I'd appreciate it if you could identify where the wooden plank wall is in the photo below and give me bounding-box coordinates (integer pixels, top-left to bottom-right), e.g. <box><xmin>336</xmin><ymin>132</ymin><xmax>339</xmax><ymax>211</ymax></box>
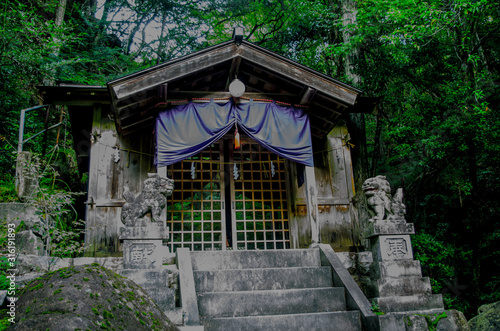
<box><xmin>85</xmin><ymin>106</ymin><xmax>155</xmax><ymax>256</ymax></box>
<box><xmin>290</xmin><ymin>125</ymin><xmax>360</xmax><ymax>251</ymax></box>
<box><xmin>85</xmin><ymin>110</ymin><xmax>359</xmax><ymax>254</ymax></box>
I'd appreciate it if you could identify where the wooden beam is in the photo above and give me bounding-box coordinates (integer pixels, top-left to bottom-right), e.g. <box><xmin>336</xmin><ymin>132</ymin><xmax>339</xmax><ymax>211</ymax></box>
<box><xmin>117</xmin><ymin>96</ymin><xmax>157</xmax><ymax>116</ymax></box>
<box><xmin>166</xmin><ymin>91</ymin><xmax>301</xmax><ymax>103</ymax></box>
<box><xmin>225</xmin><ymin>56</ymin><xmax>242</xmax><ymax>90</ymax></box>
<box><xmin>312</xmin><ymin>102</ymin><xmax>343</xmax><ymax>116</ymax></box>
<box><xmin>299</xmin><ymin>87</ymin><xmax>317</xmax><ymax>105</ymax></box>
<box><xmin>109</xmin><ymin>44</ymin><xmax>238</xmax><ymax>101</ymax></box>
<box><xmin>180</xmin><ymin>68</ymin><xmax>229</xmax><ymax>89</ymax></box>
<box><xmin>309</xmin><ymin>112</ymin><xmax>335</xmax><ymax>126</ymax></box>
<box><xmin>311</xmin><ymin>131</ymin><xmax>324</xmax><ymax>139</ymax></box>
<box><xmin>240</xmin><ymin>62</ymin><xmax>304</xmax><ymax>91</ymax></box>
<box><xmin>158</xmin><ymin>83</ymin><xmax>168</xmax><ymax>100</ymax></box>
<box><xmin>121</xmin><ymin>120</ymin><xmax>155</xmax><ymax>136</ymax></box>
<box><xmin>121</xmin><ymin>116</ymin><xmax>154</xmax><ymax>131</ymax></box>
<box><xmin>239</xmin><ymin>68</ymin><xmax>292</xmax><ymax>94</ymax></box>
<box><xmin>238</xmin><ymin>45</ymin><xmax>359</xmax><ymax>105</ymax></box>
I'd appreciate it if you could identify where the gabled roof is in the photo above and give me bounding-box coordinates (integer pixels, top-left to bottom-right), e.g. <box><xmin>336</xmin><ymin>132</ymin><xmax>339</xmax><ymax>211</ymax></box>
<box><xmin>107</xmin><ymin>40</ymin><xmax>365</xmax><ymax>138</ymax></box>
<box><xmin>39</xmin><ymin>39</ymin><xmax>377</xmax><ymax>139</ymax></box>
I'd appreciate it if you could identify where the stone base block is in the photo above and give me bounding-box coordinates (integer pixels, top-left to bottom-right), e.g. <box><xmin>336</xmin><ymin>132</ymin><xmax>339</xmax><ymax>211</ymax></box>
<box><xmin>374</xmin><ymin>294</ymin><xmax>444</xmax><ymax>313</ymax></box>
<box><xmin>119</xmin><ymin>223</ymin><xmax>170</xmax><ymax>240</ymax></box>
<box><xmin>15</xmin><ymin>230</ymin><xmax>44</xmax><ymax>256</ymax></box>
<box><xmin>122</xmin><ymin>239</ymin><xmax>170</xmax><ymax>269</ymax></box>
<box><xmin>371</xmin><ymin>260</ymin><xmax>423</xmax><ymax>279</ymax></box>
<box><xmin>365</xmin><ymin>222</ymin><xmax>415</xmax><ymax>238</ymax></box>
<box><xmin>164</xmin><ymin>308</ymin><xmax>184</xmax><ymax>325</ymax></box>
<box><xmin>372</xmin><ymin>235</ymin><xmax>414</xmax><ymax>261</ymax></box>
<box><xmin>372</xmin><ymin>276</ymin><xmax>432</xmax><ymax>297</ymax></box>
<box><xmin>119</xmin><ymin>266</ymin><xmax>178</xmax><ymax>312</ymax></box>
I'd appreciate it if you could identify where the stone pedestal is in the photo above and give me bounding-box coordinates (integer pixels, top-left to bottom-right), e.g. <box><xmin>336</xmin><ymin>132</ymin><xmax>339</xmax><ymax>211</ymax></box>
<box><xmin>16</xmin><ymin>151</ymin><xmax>39</xmax><ymax>199</ymax></box>
<box><xmin>119</xmin><ymin>222</ymin><xmax>170</xmax><ymax>269</ymax></box>
<box><xmin>365</xmin><ymin>221</ymin><xmax>444</xmax><ymax>313</ymax></box>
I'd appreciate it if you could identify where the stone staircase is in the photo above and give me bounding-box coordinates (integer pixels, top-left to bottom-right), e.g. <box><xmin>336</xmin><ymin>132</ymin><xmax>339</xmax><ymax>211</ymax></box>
<box><xmin>190</xmin><ymin>249</ymin><xmax>362</xmax><ymax>331</ymax></box>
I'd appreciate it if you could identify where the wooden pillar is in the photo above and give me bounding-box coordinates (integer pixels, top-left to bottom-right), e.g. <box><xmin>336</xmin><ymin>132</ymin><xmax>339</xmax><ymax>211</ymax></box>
<box><xmin>84</xmin><ymin>105</ymin><xmax>101</xmax><ymax>255</ymax></box>
<box><xmin>304</xmin><ymin>166</ymin><xmax>320</xmax><ymax>244</ymax></box>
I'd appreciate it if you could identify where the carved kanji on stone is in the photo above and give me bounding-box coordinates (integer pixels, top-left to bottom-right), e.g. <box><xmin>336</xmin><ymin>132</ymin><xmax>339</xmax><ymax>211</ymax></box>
<box><xmin>385</xmin><ymin>238</ymin><xmax>409</xmax><ymax>259</ymax></box>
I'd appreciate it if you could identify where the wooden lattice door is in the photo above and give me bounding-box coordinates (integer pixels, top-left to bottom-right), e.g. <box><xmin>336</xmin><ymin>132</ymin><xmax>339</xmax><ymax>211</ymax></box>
<box><xmin>229</xmin><ymin>138</ymin><xmax>290</xmax><ymax>250</ymax></box>
<box><xmin>166</xmin><ymin>137</ymin><xmax>290</xmax><ymax>252</ymax></box>
<box><xmin>166</xmin><ymin>142</ymin><xmax>226</xmax><ymax>252</ymax></box>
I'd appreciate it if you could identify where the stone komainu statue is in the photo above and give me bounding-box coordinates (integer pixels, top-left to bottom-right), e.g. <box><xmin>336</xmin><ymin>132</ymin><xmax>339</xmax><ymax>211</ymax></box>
<box><xmin>121</xmin><ymin>173</ymin><xmax>174</xmax><ymax>226</ymax></box>
<box><xmin>362</xmin><ymin>175</ymin><xmax>406</xmax><ymax>223</ymax></box>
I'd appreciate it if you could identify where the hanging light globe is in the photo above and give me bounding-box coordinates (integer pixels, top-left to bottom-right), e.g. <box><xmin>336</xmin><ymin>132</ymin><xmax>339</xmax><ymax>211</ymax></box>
<box><xmin>229</xmin><ymin>79</ymin><xmax>245</xmax><ymax>97</ymax></box>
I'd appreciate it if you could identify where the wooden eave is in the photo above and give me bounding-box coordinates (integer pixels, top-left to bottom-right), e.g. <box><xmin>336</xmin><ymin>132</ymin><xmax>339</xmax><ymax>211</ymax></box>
<box><xmin>37</xmin><ymin>40</ymin><xmax>374</xmax><ymax>140</ymax></box>
<box><xmin>106</xmin><ymin>40</ymin><xmax>363</xmax><ymax>139</ymax></box>
<box><xmin>37</xmin><ymin>85</ymin><xmax>110</xmax><ymax>106</ymax></box>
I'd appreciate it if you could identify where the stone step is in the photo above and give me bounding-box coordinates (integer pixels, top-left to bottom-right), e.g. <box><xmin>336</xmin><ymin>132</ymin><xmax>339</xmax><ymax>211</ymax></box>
<box><xmin>375</xmin><ymin>276</ymin><xmax>432</xmax><ymax>297</ymax></box>
<box><xmin>197</xmin><ymin>287</ymin><xmax>346</xmax><ymax>318</ymax></box>
<box><xmin>374</xmin><ymin>293</ymin><xmax>444</xmax><ymax>313</ymax></box>
<box><xmin>191</xmin><ymin>249</ymin><xmax>320</xmax><ymax>270</ymax></box>
<box><xmin>194</xmin><ymin>266</ymin><xmax>333</xmax><ymax>292</ymax></box>
<box><xmin>202</xmin><ymin>311</ymin><xmax>362</xmax><ymax>331</ymax></box>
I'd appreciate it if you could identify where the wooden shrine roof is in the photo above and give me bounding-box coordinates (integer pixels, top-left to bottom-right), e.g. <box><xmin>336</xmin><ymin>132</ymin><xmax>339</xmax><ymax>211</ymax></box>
<box><xmin>39</xmin><ymin>39</ymin><xmax>378</xmax><ymax>139</ymax></box>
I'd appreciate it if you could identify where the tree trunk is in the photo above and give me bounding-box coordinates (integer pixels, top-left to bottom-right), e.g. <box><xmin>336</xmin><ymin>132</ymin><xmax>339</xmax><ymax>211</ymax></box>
<box><xmin>55</xmin><ymin>0</ymin><xmax>67</xmax><ymax>27</ymax></box>
<box><xmin>370</xmin><ymin>113</ymin><xmax>383</xmax><ymax>177</ymax></box>
<box><xmin>43</xmin><ymin>0</ymin><xmax>67</xmax><ymax>86</ymax></box>
<box><xmin>341</xmin><ymin>0</ymin><xmax>360</xmax><ymax>84</ymax></box>
<box><xmin>339</xmin><ymin>0</ymin><xmax>371</xmax><ymax>247</ymax></box>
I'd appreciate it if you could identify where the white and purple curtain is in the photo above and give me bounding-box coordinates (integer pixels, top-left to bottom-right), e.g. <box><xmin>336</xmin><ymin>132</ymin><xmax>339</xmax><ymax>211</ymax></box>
<box><xmin>155</xmin><ymin>99</ymin><xmax>313</xmax><ymax>167</ymax></box>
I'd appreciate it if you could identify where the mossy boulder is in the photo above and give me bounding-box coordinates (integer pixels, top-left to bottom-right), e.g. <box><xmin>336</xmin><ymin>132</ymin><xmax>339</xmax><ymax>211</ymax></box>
<box><xmin>8</xmin><ymin>264</ymin><xmax>179</xmax><ymax>330</ymax></box>
<box><xmin>467</xmin><ymin>301</ymin><xmax>500</xmax><ymax>331</ymax></box>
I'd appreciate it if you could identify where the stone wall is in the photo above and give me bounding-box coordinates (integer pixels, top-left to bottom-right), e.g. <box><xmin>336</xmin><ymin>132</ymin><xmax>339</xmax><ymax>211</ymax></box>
<box><xmin>0</xmin><ymin>203</ymin><xmax>44</xmax><ymax>255</ymax></box>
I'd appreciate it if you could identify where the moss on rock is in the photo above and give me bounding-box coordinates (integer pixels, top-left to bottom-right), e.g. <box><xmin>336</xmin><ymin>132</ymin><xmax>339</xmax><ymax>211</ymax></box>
<box><xmin>7</xmin><ymin>264</ymin><xmax>179</xmax><ymax>331</ymax></box>
<box><xmin>468</xmin><ymin>301</ymin><xmax>500</xmax><ymax>331</ymax></box>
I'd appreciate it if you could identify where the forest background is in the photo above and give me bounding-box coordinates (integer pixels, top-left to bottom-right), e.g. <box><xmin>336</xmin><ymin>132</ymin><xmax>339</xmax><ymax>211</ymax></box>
<box><xmin>0</xmin><ymin>0</ymin><xmax>499</xmax><ymax>319</ymax></box>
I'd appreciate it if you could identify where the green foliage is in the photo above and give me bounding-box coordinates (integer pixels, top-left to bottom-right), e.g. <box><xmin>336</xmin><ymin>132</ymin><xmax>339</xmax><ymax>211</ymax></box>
<box><xmin>0</xmin><ymin>174</ymin><xmax>19</xmax><ymax>203</ymax></box>
<box><xmin>420</xmin><ymin>312</ymin><xmax>448</xmax><ymax>331</ymax></box>
<box><xmin>0</xmin><ymin>309</ymin><xmax>10</xmax><ymax>330</ymax></box>
<box><xmin>0</xmin><ymin>256</ymin><xmax>11</xmax><ymax>291</ymax></box>
<box><xmin>370</xmin><ymin>301</ymin><xmax>385</xmax><ymax>315</ymax></box>
<box><xmin>412</xmin><ymin>233</ymin><xmax>472</xmax><ymax>313</ymax></box>
<box><xmin>11</xmin><ymin>151</ymin><xmax>87</xmax><ymax>257</ymax></box>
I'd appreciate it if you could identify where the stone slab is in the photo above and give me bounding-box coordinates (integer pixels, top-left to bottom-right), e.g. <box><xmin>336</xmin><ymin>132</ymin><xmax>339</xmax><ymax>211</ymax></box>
<box><xmin>191</xmin><ymin>249</ymin><xmax>320</xmax><ymax>270</ymax></box>
<box><xmin>176</xmin><ymin>248</ymin><xmax>201</xmax><ymax>326</ymax></box>
<box><xmin>202</xmin><ymin>311</ymin><xmax>362</xmax><ymax>331</ymax></box>
<box><xmin>119</xmin><ymin>223</ymin><xmax>170</xmax><ymax>240</ymax></box>
<box><xmin>194</xmin><ymin>266</ymin><xmax>333</xmax><ymax>292</ymax></box>
<box><xmin>122</xmin><ymin>239</ymin><xmax>170</xmax><ymax>269</ymax></box>
<box><xmin>371</xmin><ymin>261</ymin><xmax>423</xmax><ymax>279</ymax></box>
<box><xmin>375</xmin><ymin>294</ymin><xmax>444</xmax><ymax>313</ymax></box>
<box><xmin>372</xmin><ymin>235</ymin><xmax>414</xmax><ymax>261</ymax></box>
<box><xmin>364</xmin><ymin>222</ymin><xmax>415</xmax><ymax>238</ymax></box>
<box><xmin>198</xmin><ymin>288</ymin><xmax>346</xmax><ymax>318</ymax></box>
<box><xmin>375</xmin><ymin>276</ymin><xmax>433</xmax><ymax>297</ymax></box>
<box><xmin>118</xmin><ymin>266</ymin><xmax>178</xmax><ymax>311</ymax></box>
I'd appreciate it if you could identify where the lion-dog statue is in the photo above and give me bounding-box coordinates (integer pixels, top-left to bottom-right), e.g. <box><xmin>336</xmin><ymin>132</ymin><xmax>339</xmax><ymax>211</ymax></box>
<box><xmin>121</xmin><ymin>173</ymin><xmax>174</xmax><ymax>226</ymax></box>
<box><xmin>362</xmin><ymin>175</ymin><xmax>406</xmax><ymax>223</ymax></box>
